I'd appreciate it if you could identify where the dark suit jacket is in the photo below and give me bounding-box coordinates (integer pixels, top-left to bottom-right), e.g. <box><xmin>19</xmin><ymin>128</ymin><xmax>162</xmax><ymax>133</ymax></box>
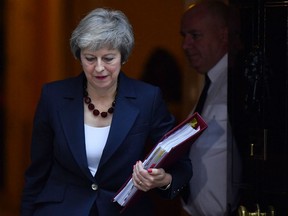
<box><xmin>21</xmin><ymin>72</ymin><xmax>192</xmax><ymax>216</ymax></box>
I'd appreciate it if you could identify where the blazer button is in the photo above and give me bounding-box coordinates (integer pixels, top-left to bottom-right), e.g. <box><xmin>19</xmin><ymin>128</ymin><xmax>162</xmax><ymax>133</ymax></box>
<box><xmin>91</xmin><ymin>183</ymin><xmax>98</xmax><ymax>191</ymax></box>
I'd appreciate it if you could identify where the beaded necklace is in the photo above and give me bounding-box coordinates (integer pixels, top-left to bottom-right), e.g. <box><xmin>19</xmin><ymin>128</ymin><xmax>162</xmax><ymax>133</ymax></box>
<box><xmin>83</xmin><ymin>83</ymin><xmax>116</xmax><ymax>118</ymax></box>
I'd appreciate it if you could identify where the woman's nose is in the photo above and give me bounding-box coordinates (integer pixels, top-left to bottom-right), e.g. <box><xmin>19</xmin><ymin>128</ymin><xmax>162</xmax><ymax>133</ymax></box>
<box><xmin>95</xmin><ymin>60</ymin><xmax>104</xmax><ymax>72</ymax></box>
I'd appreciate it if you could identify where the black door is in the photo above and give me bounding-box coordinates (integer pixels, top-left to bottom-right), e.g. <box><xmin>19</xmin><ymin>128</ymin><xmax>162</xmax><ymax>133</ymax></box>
<box><xmin>229</xmin><ymin>0</ymin><xmax>288</xmax><ymax>214</ymax></box>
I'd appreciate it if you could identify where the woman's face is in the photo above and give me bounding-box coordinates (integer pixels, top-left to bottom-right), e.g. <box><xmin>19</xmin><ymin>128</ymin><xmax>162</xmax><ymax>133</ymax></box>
<box><xmin>80</xmin><ymin>47</ymin><xmax>121</xmax><ymax>92</ymax></box>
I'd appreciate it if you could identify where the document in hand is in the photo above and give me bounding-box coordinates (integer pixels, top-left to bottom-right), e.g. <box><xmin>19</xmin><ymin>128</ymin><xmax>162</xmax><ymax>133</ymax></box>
<box><xmin>113</xmin><ymin>112</ymin><xmax>208</xmax><ymax>209</ymax></box>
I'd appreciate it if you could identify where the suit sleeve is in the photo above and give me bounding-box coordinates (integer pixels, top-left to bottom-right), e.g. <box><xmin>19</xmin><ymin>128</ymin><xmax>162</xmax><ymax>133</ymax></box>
<box><xmin>21</xmin><ymin>85</ymin><xmax>54</xmax><ymax>216</ymax></box>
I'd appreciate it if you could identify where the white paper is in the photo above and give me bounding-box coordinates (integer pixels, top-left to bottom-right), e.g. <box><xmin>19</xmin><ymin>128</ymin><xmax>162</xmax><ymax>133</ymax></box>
<box><xmin>113</xmin><ymin>122</ymin><xmax>200</xmax><ymax>207</ymax></box>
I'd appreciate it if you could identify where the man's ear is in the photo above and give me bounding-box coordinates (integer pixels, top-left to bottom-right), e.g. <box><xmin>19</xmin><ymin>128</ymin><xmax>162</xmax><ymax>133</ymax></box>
<box><xmin>221</xmin><ymin>27</ymin><xmax>228</xmax><ymax>44</ymax></box>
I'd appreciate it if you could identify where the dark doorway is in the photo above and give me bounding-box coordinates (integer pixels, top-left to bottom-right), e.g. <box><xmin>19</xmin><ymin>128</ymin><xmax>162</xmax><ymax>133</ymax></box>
<box><xmin>0</xmin><ymin>0</ymin><xmax>5</xmax><ymax>189</ymax></box>
<box><xmin>229</xmin><ymin>0</ymin><xmax>288</xmax><ymax>214</ymax></box>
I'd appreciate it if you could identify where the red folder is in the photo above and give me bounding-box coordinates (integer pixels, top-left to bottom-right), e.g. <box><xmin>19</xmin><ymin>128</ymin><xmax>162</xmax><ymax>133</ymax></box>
<box><xmin>113</xmin><ymin>112</ymin><xmax>208</xmax><ymax>211</ymax></box>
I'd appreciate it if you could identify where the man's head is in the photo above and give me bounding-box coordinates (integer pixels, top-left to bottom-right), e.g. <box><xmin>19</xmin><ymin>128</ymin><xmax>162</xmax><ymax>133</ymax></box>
<box><xmin>180</xmin><ymin>0</ymin><xmax>228</xmax><ymax>74</ymax></box>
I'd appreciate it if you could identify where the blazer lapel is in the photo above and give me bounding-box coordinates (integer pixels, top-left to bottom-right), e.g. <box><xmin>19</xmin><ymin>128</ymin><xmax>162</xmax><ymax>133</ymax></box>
<box><xmin>98</xmin><ymin>73</ymin><xmax>139</xmax><ymax>168</ymax></box>
<box><xmin>57</xmin><ymin>73</ymin><xmax>139</xmax><ymax>178</ymax></box>
<box><xmin>58</xmin><ymin>74</ymin><xmax>94</xmax><ymax>181</ymax></box>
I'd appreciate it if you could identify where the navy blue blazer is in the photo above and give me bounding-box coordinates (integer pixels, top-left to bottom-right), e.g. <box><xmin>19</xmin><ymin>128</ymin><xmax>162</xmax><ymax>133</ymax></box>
<box><xmin>21</xmin><ymin>72</ymin><xmax>192</xmax><ymax>216</ymax></box>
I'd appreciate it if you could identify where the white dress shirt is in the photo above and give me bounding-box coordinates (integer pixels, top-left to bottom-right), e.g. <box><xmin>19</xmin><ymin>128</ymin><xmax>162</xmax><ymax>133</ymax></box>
<box><xmin>85</xmin><ymin>125</ymin><xmax>110</xmax><ymax>176</ymax></box>
<box><xmin>183</xmin><ymin>54</ymin><xmax>240</xmax><ymax>215</ymax></box>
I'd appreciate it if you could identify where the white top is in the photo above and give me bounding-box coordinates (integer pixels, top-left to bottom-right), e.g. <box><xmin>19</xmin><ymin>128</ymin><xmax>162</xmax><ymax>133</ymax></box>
<box><xmin>183</xmin><ymin>54</ymin><xmax>241</xmax><ymax>215</ymax></box>
<box><xmin>84</xmin><ymin>124</ymin><xmax>110</xmax><ymax>176</ymax></box>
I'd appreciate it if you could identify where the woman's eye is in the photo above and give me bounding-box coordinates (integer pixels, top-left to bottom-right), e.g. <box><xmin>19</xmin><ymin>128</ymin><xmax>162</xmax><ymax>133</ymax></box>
<box><xmin>86</xmin><ymin>57</ymin><xmax>95</xmax><ymax>62</ymax></box>
<box><xmin>103</xmin><ymin>57</ymin><xmax>114</xmax><ymax>62</ymax></box>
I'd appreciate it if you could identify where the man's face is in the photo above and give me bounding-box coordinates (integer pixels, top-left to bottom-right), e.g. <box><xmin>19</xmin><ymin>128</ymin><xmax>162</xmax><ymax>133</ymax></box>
<box><xmin>180</xmin><ymin>7</ymin><xmax>228</xmax><ymax>74</ymax></box>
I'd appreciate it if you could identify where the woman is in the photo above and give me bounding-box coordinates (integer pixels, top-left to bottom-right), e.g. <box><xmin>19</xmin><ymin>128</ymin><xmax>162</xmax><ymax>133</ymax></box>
<box><xmin>21</xmin><ymin>8</ymin><xmax>192</xmax><ymax>216</ymax></box>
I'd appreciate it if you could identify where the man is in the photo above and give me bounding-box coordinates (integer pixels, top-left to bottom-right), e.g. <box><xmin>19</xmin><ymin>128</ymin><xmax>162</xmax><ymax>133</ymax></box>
<box><xmin>180</xmin><ymin>1</ymin><xmax>241</xmax><ymax>215</ymax></box>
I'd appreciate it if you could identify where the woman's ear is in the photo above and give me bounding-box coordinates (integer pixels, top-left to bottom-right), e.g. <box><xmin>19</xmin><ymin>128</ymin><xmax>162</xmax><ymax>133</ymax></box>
<box><xmin>76</xmin><ymin>49</ymin><xmax>81</xmax><ymax>60</ymax></box>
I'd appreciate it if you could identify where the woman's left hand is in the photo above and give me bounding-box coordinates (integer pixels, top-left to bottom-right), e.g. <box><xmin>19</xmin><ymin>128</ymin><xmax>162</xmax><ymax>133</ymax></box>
<box><xmin>132</xmin><ymin>161</ymin><xmax>172</xmax><ymax>192</ymax></box>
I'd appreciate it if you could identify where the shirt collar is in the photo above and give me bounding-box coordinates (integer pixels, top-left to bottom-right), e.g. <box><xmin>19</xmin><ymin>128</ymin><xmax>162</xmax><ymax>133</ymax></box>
<box><xmin>207</xmin><ymin>53</ymin><xmax>228</xmax><ymax>83</ymax></box>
